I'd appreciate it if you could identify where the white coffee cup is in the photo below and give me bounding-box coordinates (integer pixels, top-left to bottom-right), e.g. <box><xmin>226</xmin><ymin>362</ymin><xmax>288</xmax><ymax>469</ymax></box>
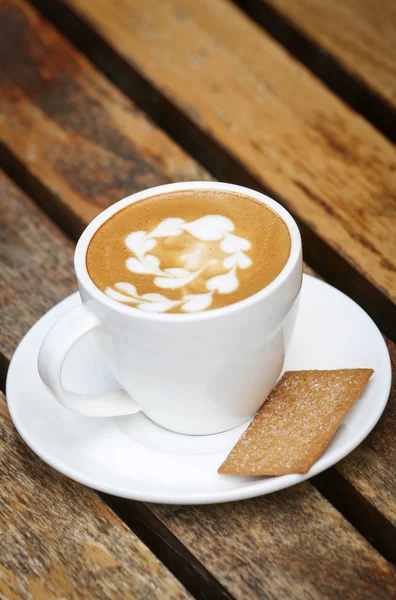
<box><xmin>38</xmin><ymin>182</ymin><xmax>302</xmax><ymax>435</ymax></box>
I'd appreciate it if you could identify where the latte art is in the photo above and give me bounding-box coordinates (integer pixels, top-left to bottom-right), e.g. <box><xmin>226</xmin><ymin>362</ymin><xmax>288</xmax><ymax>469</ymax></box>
<box><xmin>87</xmin><ymin>190</ymin><xmax>291</xmax><ymax>314</ymax></box>
<box><xmin>104</xmin><ymin>215</ymin><xmax>253</xmax><ymax>312</ymax></box>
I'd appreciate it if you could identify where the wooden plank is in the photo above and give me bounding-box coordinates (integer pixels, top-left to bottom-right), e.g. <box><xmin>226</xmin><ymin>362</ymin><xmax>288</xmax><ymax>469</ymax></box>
<box><xmin>0</xmin><ymin>0</ymin><xmax>394</xmax><ymax>543</ymax></box>
<box><xmin>263</xmin><ymin>0</ymin><xmax>396</xmax><ymax>111</ymax></box>
<box><xmin>1</xmin><ymin>172</ymin><xmax>395</xmax><ymax>600</ymax></box>
<box><xmin>0</xmin><ymin>0</ymin><xmax>209</xmax><ymax>239</ymax></box>
<box><xmin>41</xmin><ymin>0</ymin><xmax>396</xmax><ymax>333</ymax></box>
<box><xmin>0</xmin><ymin>171</ymin><xmax>192</xmax><ymax>600</ymax></box>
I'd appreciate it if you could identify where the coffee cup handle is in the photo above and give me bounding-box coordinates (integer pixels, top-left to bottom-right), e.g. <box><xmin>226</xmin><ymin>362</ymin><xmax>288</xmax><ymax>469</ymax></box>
<box><xmin>38</xmin><ymin>304</ymin><xmax>141</xmax><ymax>417</ymax></box>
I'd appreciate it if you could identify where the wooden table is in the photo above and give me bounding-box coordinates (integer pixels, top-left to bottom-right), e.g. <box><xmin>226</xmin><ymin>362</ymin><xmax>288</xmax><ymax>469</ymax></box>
<box><xmin>1</xmin><ymin>1</ymin><xmax>395</xmax><ymax>598</ymax></box>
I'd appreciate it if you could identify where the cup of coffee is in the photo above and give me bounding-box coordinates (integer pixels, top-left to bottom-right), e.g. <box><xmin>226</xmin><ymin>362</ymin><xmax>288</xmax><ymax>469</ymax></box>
<box><xmin>38</xmin><ymin>182</ymin><xmax>302</xmax><ymax>435</ymax></box>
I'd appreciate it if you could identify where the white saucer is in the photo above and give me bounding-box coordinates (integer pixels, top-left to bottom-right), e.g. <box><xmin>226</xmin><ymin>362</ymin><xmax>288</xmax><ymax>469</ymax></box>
<box><xmin>6</xmin><ymin>275</ymin><xmax>391</xmax><ymax>504</ymax></box>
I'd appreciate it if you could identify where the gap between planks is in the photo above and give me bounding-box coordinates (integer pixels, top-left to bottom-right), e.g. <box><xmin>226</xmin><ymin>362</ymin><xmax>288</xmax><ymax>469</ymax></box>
<box><xmin>26</xmin><ymin>0</ymin><xmax>396</xmax><ymax>343</ymax></box>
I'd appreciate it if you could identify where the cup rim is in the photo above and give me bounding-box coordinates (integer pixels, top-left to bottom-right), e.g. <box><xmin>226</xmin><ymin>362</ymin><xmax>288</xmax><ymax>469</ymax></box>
<box><xmin>75</xmin><ymin>181</ymin><xmax>302</xmax><ymax>321</ymax></box>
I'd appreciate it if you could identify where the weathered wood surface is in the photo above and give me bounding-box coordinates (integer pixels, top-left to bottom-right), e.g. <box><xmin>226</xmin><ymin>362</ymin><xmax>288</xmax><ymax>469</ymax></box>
<box><xmin>264</xmin><ymin>0</ymin><xmax>396</xmax><ymax>110</ymax></box>
<box><xmin>1</xmin><ymin>170</ymin><xmax>395</xmax><ymax>600</ymax></box>
<box><xmin>0</xmin><ymin>0</ymin><xmax>394</xmax><ymax>533</ymax></box>
<box><xmin>54</xmin><ymin>0</ymin><xmax>396</xmax><ymax>309</ymax></box>
<box><xmin>0</xmin><ymin>0</ymin><xmax>209</xmax><ymax>238</ymax></box>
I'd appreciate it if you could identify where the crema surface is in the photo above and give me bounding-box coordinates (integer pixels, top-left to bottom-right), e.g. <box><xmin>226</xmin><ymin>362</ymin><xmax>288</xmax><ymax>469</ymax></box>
<box><xmin>87</xmin><ymin>190</ymin><xmax>290</xmax><ymax>314</ymax></box>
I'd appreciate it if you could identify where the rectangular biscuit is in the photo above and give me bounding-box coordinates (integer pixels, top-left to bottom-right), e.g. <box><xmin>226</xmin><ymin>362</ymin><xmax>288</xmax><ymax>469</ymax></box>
<box><xmin>218</xmin><ymin>369</ymin><xmax>373</xmax><ymax>476</ymax></box>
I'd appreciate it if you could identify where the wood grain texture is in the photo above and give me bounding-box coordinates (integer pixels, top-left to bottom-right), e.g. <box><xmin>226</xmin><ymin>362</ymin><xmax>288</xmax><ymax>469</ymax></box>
<box><xmin>1</xmin><ymin>176</ymin><xmax>395</xmax><ymax>596</ymax></box>
<box><xmin>0</xmin><ymin>0</ymin><xmax>209</xmax><ymax>238</ymax></box>
<box><xmin>0</xmin><ymin>0</ymin><xmax>394</xmax><ymax>537</ymax></box>
<box><xmin>0</xmin><ymin>394</ymin><xmax>190</xmax><ymax>600</ymax></box>
<box><xmin>58</xmin><ymin>0</ymin><xmax>396</xmax><ymax>306</ymax></box>
<box><xmin>265</xmin><ymin>0</ymin><xmax>396</xmax><ymax>110</ymax></box>
<box><xmin>149</xmin><ymin>484</ymin><xmax>396</xmax><ymax>600</ymax></box>
<box><xmin>1</xmin><ymin>2</ymin><xmax>396</xmax><ymax>593</ymax></box>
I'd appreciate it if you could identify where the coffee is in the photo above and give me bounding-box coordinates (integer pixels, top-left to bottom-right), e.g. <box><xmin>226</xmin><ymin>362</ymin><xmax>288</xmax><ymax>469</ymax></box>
<box><xmin>87</xmin><ymin>190</ymin><xmax>290</xmax><ymax>314</ymax></box>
